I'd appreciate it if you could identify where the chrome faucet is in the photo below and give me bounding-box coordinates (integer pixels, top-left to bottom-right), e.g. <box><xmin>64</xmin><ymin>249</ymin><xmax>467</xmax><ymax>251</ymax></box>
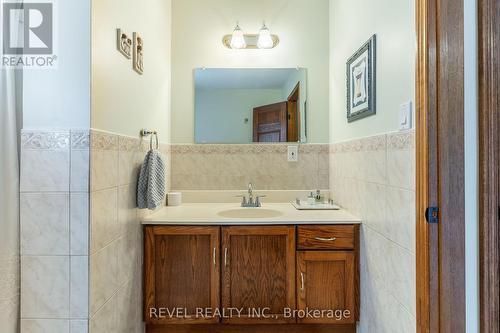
<box><xmin>238</xmin><ymin>183</ymin><xmax>265</xmax><ymax>207</ymax></box>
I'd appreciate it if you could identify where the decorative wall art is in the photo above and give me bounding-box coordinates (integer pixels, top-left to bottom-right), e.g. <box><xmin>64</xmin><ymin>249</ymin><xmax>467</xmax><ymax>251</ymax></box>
<box><xmin>117</xmin><ymin>28</ymin><xmax>132</xmax><ymax>59</ymax></box>
<box><xmin>346</xmin><ymin>35</ymin><xmax>376</xmax><ymax>122</ymax></box>
<box><xmin>133</xmin><ymin>32</ymin><xmax>144</xmax><ymax>75</ymax></box>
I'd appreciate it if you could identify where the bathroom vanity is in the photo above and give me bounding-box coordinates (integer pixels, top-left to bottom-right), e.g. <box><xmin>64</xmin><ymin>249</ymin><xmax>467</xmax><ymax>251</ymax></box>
<box><xmin>142</xmin><ymin>203</ymin><xmax>361</xmax><ymax>333</ymax></box>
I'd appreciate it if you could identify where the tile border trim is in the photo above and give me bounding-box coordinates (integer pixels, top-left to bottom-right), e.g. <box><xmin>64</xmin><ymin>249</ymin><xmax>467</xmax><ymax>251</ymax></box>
<box><xmin>21</xmin><ymin>130</ymin><xmax>70</xmax><ymax>150</ymax></box>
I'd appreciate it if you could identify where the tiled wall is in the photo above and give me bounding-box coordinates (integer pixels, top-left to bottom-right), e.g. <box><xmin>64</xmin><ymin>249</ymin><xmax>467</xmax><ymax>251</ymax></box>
<box><xmin>330</xmin><ymin>130</ymin><xmax>416</xmax><ymax>333</ymax></box>
<box><xmin>20</xmin><ymin>130</ymin><xmax>90</xmax><ymax>333</ymax></box>
<box><xmin>171</xmin><ymin>144</ymin><xmax>329</xmax><ymax>190</ymax></box>
<box><xmin>88</xmin><ymin>130</ymin><xmax>170</xmax><ymax>333</ymax></box>
<box><xmin>20</xmin><ymin>129</ymin><xmax>171</xmax><ymax>333</ymax></box>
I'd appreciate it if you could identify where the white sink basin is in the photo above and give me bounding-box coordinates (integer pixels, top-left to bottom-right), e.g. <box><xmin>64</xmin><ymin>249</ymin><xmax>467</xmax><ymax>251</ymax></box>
<box><xmin>217</xmin><ymin>208</ymin><xmax>284</xmax><ymax>219</ymax></box>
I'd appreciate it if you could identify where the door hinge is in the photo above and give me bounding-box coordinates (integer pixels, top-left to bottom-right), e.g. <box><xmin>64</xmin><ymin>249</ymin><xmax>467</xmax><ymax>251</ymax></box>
<box><xmin>425</xmin><ymin>207</ymin><xmax>439</xmax><ymax>224</ymax></box>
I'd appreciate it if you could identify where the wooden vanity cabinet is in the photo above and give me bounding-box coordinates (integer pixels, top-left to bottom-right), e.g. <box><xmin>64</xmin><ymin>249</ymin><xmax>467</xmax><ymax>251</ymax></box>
<box><xmin>297</xmin><ymin>252</ymin><xmax>356</xmax><ymax>324</ymax></box>
<box><xmin>144</xmin><ymin>224</ymin><xmax>359</xmax><ymax>332</ymax></box>
<box><xmin>144</xmin><ymin>226</ymin><xmax>220</xmax><ymax>324</ymax></box>
<box><xmin>296</xmin><ymin>225</ymin><xmax>360</xmax><ymax>324</ymax></box>
<box><xmin>221</xmin><ymin>226</ymin><xmax>296</xmax><ymax>324</ymax></box>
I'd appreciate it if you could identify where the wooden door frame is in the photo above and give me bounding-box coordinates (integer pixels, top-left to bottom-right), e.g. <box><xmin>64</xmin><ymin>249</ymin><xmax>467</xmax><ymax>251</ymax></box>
<box><xmin>478</xmin><ymin>0</ymin><xmax>500</xmax><ymax>330</ymax></box>
<box><xmin>416</xmin><ymin>0</ymin><xmax>466</xmax><ymax>332</ymax></box>
<box><xmin>287</xmin><ymin>82</ymin><xmax>300</xmax><ymax>142</ymax></box>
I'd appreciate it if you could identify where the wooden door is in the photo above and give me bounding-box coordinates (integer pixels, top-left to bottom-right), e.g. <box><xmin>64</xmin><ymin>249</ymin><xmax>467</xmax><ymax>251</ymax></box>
<box><xmin>416</xmin><ymin>0</ymin><xmax>466</xmax><ymax>331</ymax></box>
<box><xmin>221</xmin><ymin>226</ymin><xmax>296</xmax><ymax>324</ymax></box>
<box><xmin>144</xmin><ymin>226</ymin><xmax>220</xmax><ymax>324</ymax></box>
<box><xmin>297</xmin><ymin>252</ymin><xmax>355</xmax><ymax>324</ymax></box>
<box><xmin>479</xmin><ymin>0</ymin><xmax>500</xmax><ymax>330</ymax></box>
<box><xmin>253</xmin><ymin>102</ymin><xmax>288</xmax><ymax>142</ymax></box>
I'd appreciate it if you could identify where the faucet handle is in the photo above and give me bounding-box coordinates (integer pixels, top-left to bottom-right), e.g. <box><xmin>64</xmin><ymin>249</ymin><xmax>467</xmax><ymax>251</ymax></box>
<box><xmin>255</xmin><ymin>195</ymin><xmax>266</xmax><ymax>207</ymax></box>
<box><xmin>235</xmin><ymin>195</ymin><xmax>247</xmax><ymax>206</ymax></box>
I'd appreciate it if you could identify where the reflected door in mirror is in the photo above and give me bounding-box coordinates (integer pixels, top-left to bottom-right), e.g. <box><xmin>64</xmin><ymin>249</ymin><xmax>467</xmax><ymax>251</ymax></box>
<box><xmin>253</xmin><ymin>102</ymin><xmax>288</xmax><ymax>142</ymax></box>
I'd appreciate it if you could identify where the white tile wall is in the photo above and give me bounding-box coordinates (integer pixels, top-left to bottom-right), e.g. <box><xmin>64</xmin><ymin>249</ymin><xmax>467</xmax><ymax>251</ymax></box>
<box><xmin>20</xmin><ymin>130</ymin><xmax>90</xmax><ymax>333</ymax></box>
<box><xmin>21</xmin><ymin>256</ymin><xmax>70</xmax><ymax>318</ymax></box>
<box><xmin>330</xmin><ymin>130</ymin><xmax>416</xmax><ymax>333</ymax></box>
<box><xmin>88</xmin><ymin>130</ymin><xmax>168</xmax><ymax>333</ymax></box>
<box><xmin>21</xmin><ymin>319</ymin><xmax>70</xmax><ymax>333</ymax></box>
<box><xmin>20</xmin><ymin>193</ymin><xmax>70</xmax><ymax>256</ymax></box>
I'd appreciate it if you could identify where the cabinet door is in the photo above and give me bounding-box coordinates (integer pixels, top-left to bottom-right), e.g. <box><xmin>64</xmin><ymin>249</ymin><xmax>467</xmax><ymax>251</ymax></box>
<box><xmin>297</xmin><ymin>251</ymin><xmax>356</xmax><ymax>324</ymax></box>
<box><xmin>222</xmin><ymin>226</ymin><xmax>296</xmax><ymax>324</ymax></box>
<box><xmin>144</xmin><ymin>226</ymin><xmax>220</xmax><ymax>324</ymax></box>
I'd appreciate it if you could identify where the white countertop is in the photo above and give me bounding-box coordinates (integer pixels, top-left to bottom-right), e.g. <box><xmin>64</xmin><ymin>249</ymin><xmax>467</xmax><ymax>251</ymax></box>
<box><xmin>141</xmin><ymin>203</ymin><xmax>361</xmax><ymax>225</ymax></box>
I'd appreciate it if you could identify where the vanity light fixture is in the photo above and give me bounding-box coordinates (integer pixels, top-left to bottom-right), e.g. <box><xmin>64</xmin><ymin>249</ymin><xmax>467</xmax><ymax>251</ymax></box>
<box><xmin>257</xmin><ymin>22</ymin><xmax>274</xmax><ymax>49</ymax></box>
<box><xmin>230</xmin><ymin>23</ymin><xmax>247</xmax><ymax>49</ymax></box>
<box><xmin>223</xmin><ymin>22</ymin><xmax>280</xmax><ymax>50</ymax></box>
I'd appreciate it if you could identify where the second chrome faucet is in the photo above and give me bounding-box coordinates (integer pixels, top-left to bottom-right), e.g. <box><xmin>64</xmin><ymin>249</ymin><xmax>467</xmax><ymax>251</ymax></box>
<box><xmin>237</xmin><ymin>183</ymin><xmax>266</xmax><ymax>207</ymax></box>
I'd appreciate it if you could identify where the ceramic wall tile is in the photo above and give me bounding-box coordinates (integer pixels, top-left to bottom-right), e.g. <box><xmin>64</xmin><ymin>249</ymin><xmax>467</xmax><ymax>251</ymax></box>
<box><xmin>21</xmin><ymin>319</ymin><xmax>70</xmax><ymax>333</ymax></box>
<box><xmin>20</xmin><ymin>193</ymin><xmax>70</xmax><ymax>256</ymax></box>
<box><xmin>386</xmin><ymin>187</ymin><xmax>416</xmax><ymax>253</ymax></box>
<box><xmin>70</xmin><ymin>193</ymin><xmax>89</xmax><ymax>256</ymax></box>
<box><xmin>70</xmin><ymin>256</ymin><xmax>88</xmax><ymax>319</ymax></box>
<box><xmin>362</xmin><ymin>224</ymin><xmax>416</xmax><ymax>319</ymax></box>
<box><xmin>21</xmin><ymin>131</ymin><xmax>71</xmax><ymax>192</ymax></box>
<box><xmin>89</xmin><ymin>242</ymin><xmax>119</xmax><ymax>316</ymax></box>
<box><xmin>331</xmin><ymin>130</ymin><xmax>416</xmax><ymax>327</ymax></box>
<box><xmin>118</xmin><ymin>184</ymin><xmax>138</xmax><ymax>236</ymax></box>
<box><xmin>71</xmin><ymin>131</ymin><xmax>90</xmax><ymax>192</ymax></box>
<box><xmin>116</xmin><ymin>234</ymin><xmax>140</xmax><ymax>288</ymax></box>
<box><xmin>90</xmin><ymin>188</ymin><xmax>118</xmax><ymax>254</ymax></box>
<box><xmin>118</xmin><ymin>136</ymin><xmax>142</xmax><ymax>186</ymax></box>
<box><xmin>89</xmin><ymin>294</ymin><xmax>116</xmax><ymax>333</ymax></box>
<box><xmin>70</xmin><ymin>320</ymin><xmax>88</xmax><ymax>333</ymax></box>
<box><xmin>171</xmin><ymin>144</ymin><xmax>329</xmax><ymax>190</ymax></box>
<box><xmin>90</xmin><ymin>131</ymin><xmax>118</xmax><ymax>192</ymax></box>
<box><xmin>21</xmin><ymin>256</ymin><xmax>70</xmax><ymax>318</ymax></box>
<box><xmin>115</xmin><ymin>280</ymin><xmax>138</xmax><ymax>333</ymax></box>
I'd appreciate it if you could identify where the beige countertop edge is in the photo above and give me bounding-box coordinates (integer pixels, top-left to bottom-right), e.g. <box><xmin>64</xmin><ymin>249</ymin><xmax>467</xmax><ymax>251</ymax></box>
<box><xmin>141</xmin><ymin>203</ymin><xmax>362</xmax><ymax>225</ymax></box>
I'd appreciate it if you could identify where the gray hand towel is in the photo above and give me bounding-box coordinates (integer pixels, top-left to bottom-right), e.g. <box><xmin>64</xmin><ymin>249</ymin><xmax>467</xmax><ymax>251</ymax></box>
<box><xmin>137</xmin><ymin>150</ymin><xmax>166</xmax><ymax>210</ymax></box>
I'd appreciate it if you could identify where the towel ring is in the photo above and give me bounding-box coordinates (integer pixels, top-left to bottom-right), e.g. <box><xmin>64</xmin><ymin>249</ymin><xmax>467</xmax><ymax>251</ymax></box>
<box><xmin>150</xmin><ymin>133</ymin><xmax>159</xmax><ymax>150</ymax></box>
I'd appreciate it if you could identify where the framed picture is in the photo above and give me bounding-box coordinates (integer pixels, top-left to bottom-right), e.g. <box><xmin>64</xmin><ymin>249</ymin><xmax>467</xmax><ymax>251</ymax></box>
<box><xmin>346</xmin><ymin>35</ymin><xmax>376</xmax><ymax>122</ymax></box>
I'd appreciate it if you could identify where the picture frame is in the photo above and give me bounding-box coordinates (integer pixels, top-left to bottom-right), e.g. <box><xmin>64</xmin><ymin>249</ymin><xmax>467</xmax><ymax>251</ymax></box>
<box><xmin>346</xmin><ymin>34</ymin><xmax>376</xmax><ymax>122</ymax></box>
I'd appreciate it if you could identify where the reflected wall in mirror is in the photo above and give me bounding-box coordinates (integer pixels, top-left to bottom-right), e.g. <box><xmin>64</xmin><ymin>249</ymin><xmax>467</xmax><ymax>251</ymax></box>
<box><xmin>195</xmin><ymin>68</ymin><xmax>307</xmax><ymax>144</ymax></box>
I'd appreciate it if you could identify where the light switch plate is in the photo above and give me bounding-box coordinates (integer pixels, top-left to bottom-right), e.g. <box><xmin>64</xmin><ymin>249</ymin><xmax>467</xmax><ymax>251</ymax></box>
<box><xmin>399</xmin><ymin>101</ymin><xmax>413</xmax><ymax>130</ymax></box>
<box><xmin>288</xmin><ymin>146</ymin><xmax>298</xmax><ymax>162</ymax></box>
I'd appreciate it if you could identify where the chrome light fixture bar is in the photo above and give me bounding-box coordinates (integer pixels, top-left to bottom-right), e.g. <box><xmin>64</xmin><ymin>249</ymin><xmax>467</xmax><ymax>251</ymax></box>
<box><xmin>223</xmin><ymin>22</ymin><xmax>280</xmax><ymax>49</ymax></box>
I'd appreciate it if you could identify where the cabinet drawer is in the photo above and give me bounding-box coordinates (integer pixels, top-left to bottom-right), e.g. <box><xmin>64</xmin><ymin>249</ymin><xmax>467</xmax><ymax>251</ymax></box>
<box><xmin>297</xmin><ymin>225</ymin><xmax>356</xmax><ymax>250</ymax></box>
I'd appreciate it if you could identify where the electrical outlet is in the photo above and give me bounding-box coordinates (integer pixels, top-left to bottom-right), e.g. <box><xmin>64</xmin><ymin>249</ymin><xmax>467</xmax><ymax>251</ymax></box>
<box><xmin>288</xmin><ymin>146</ymin><xmax>298</xmax><ymax>162</ymax></box>
<box><xmin>399</xmin><ymin>101</ymin><xmax>413</xmax><ymax>130</ymax></box>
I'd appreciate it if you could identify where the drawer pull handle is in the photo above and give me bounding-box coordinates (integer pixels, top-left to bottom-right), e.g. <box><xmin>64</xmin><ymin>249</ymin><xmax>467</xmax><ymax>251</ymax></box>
<box><xmin>300</xmin><ymin>272</ymin><xmax>305</xmax><ymax>291</ymax></box>
<box><xmin>224</xmin><ymin>248</ymin><xmax>228</xmax><ymax>266</ymax></box>
<box><xmin>213</xmin><ymin>247</ymin><xmax>216</xmax><ymax>266</ymax></box>
<box><xmin>315</xmin><ymin>237</ymin><xmax>337</xmax><ymax>242</ymax></box>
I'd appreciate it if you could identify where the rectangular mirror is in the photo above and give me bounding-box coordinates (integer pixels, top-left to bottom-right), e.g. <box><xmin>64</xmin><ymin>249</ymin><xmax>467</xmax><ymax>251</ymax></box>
<box><xmin>195</xmin><ymin>68</ymin><xmax>307</xmax><ymax>144</ymax></box>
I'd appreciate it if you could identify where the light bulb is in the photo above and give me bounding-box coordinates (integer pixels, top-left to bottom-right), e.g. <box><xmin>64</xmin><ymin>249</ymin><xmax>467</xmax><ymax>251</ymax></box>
<box><xmin>257</xmin><ymin>23</ymin><xmax>274</xmax><ymax>49</ymax></box>
<box><xmin>230</xmin><ymin>24</ymin><xmax>247</xmax><ymax>49</ymax></box>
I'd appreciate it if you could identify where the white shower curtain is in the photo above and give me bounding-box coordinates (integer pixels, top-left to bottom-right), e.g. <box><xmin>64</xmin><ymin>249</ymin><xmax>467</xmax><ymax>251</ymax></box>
<box><xmin>0</xmin><ymin>68</ymin><xmax>20</xmax><ymax>333</ymax></box>
<box><xmin>0</xmin><ymin>2</ymin><xmax>21</xmax><ymax>331</ymax></box>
